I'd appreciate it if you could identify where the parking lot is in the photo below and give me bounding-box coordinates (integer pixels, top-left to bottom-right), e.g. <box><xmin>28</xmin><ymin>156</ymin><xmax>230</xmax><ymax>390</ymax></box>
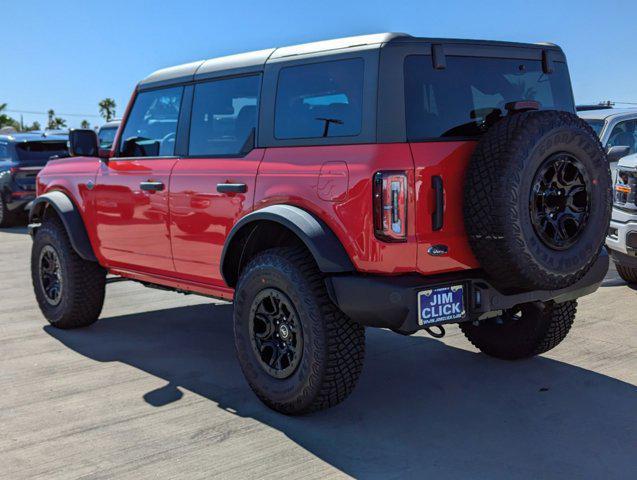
<box><xmin>1</xmin><ymin>225</ymin><xmax>635</xmax><ymax>479</ymax></box>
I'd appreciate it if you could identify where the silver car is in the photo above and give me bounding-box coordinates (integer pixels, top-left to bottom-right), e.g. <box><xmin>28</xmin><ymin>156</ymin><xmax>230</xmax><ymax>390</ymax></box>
<box><xmin>578</xmin><ymin>108</ymin><xmax>637</xmax><ymax>176</ymax></box>
<box><xmin>606</xmin><ymin>153</ymin><xmax>637</xmax><ymax>283</ymax></box>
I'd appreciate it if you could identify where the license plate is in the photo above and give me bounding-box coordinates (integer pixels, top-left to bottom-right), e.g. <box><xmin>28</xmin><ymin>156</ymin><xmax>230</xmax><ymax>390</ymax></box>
<box><xmin>418</xmin><ymin>284</ymin><xmax>465</xmax><ymax>325</ymax></box>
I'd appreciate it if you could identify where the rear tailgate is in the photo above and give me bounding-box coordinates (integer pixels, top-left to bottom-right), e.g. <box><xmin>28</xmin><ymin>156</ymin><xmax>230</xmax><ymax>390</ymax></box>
<box><xmin>410</xmin><ymin>141</ymin><xmax>480</xmax><ymax>275</ymax></box>
<box><xmin>12</xmin><ymin>166</ymin><xmax>42</xmax><ymax>191</ymax></box>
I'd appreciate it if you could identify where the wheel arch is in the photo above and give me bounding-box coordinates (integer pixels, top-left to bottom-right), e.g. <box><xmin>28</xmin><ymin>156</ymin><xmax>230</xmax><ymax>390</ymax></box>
<box><xmin>29</xmin><ymin>191</ymin><xmax>98</xmax><ymax>262</ymax></box>
<box><xmin>221</xmin><ymin>205</ymin><xmax>354</xmax><ymax>288</ymax></box>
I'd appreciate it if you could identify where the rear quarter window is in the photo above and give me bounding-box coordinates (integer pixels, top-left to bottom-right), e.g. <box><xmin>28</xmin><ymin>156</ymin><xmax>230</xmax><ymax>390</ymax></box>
<box><xmin>404</xmin><ymin>55</ymin><xmax>575</xmax><ymax>140</ymax></box>
<box><xmin>274</xmin><ymin>58</ymin><xmax>364</xmax><ymax>139</ymax></box>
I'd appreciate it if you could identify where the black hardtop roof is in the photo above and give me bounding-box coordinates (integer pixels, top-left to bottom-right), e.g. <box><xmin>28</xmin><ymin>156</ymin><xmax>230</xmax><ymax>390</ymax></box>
<box><xmin>138</xmin><ymin>33</ymin><xmax>564</xmax><ymax>89</ymax></box>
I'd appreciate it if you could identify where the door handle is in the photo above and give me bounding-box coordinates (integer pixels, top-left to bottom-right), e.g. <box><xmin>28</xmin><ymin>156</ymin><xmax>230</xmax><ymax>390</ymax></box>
<box><xmin>140</xmin><ymin>181</ymin><xmax>165</xmax><ymax>192</ymax></box>
<box><xmin>431</xmin><ymin>175</ymin><xmax>444</xmax><ymax>231</ymax></box>
<box><xmin>217</xmin><ymin>183</ymin><xmax>247</xmax><ymax>194</ymax></box>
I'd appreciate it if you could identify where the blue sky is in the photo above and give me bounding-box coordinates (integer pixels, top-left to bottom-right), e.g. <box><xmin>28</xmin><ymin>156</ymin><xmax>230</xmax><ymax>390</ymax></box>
<box><xmin>2</xmin><ymin>0</ymin><xmax>636</xmax><ymax>129</ymax></box>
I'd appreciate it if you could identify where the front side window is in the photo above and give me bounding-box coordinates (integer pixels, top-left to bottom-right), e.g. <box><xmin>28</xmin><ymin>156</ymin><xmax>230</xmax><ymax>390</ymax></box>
<box><xmin>189</xmin><ymin>75</ymin><xmax>260</xmax><ymax>156</ymax></box>
<box><xmin>274</xmin><ymin>58</ymin><xmax>364</xmax><ymax>139</ymax></box>
<box><xmin>405</xmin><ymin>55</ymin><xmax>574</xmax><ymax>140</ymax></box>
<box><xmin>607</xmin><ymin>120</ymin><xmax>637</xmax><ymax>154</ymax></box>
<box><xmin>119</xmin><ymin>86</ymin><xmax>183</xmax><ymax>157</ymax></box>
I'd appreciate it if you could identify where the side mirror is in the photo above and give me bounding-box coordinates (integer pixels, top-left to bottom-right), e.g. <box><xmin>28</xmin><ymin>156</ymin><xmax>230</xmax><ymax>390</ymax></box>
<box><xmin>606</xmin><ymin>145</ymin><xmax>630</xmax><ymax>163</ymax></box>
<box><xmin>69</xmin><ymin>129</ymin><xmax>99</xmax><ymax>157</ymax></box>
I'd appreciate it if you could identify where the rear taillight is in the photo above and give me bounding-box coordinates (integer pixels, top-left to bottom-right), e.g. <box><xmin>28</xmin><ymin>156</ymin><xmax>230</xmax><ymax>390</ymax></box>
<box><xmin>373</xmin><ymin>171</ymin><xmax>408</xmax><ymax>242</ymax></box>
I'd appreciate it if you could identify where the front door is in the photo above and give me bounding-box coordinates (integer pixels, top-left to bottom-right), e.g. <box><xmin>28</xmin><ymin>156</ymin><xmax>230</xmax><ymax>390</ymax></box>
<box><xmin>169</xmin><ymin>74</ymin><xmax>262</xmax><ymax>286</ymax></box>
<box><xmin>93</xmin><ymin>86</ymin><xmax>184</xmax><ymax>275</ymax></box>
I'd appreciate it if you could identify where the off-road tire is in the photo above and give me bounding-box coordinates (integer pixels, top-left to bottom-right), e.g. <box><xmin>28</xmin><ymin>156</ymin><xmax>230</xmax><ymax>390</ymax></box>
<box><xmin>460</xmin><ymin>300</ymin><xmax>577</xmax><ymax>360</ymax></box>
<box><xmin>31</xmin><ymin>216</ymin><xmax>106</xmax><ymax>328</ymax></box>
<box><xmin>616</xmin><ymin>263</ymin><xmax>637</xmax><ymax>284</ymax></box>
<box><xmin>464</xmin><ymin>110</ymin><xmax>612</xmax><ymax>291</ymax></box>
<box><xmin>0</xmin><ymin>194</ymin><xmax>16</xmax><ymax>228</ymax></box>
<box><xmin>233</xmin><ymin>246</ymin><xmax>365</xmax><ymax>415</ymax></box>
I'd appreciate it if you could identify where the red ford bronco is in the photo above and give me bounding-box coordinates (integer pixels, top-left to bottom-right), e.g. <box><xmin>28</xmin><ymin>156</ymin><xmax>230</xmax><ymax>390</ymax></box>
<box><xmin>29</xmin><ymin>33</ymin><xmax>611</xmax><ymax>414</ymax></box>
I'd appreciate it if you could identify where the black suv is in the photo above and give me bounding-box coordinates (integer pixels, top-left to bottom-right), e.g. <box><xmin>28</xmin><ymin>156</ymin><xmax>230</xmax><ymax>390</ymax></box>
<box><xmin>0</xmin><ymin>133</ymin><xmax>68</xmax><ymax>227</ymax></box>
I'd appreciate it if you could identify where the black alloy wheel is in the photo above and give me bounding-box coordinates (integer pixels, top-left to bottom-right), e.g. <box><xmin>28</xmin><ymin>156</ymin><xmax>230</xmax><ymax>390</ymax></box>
<box><xmin>39</xmin><ymin>245</ymin><xmax>64</xmax><ymax>305</ymax></box>
<box><xmin>530</xmin><ymin>153</ymin><xmax>591</xmax><ymax>250</ymax></box>
<box><xmin>249</xmin><ymin>288</ymin><xmax>303</xmax><ymax>379</ymax></box>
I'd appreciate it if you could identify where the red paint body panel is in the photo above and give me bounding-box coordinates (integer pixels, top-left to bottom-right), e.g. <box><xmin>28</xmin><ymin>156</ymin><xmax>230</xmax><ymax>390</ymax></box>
<box><xmin>36</xmin><ymin>140</ymin><xmax>480</xmax><ymax>297</ymax></box>
<box><xmin>93</xmin><ymin>158</ymin><xmax>177</xmax><ymax>275</ymax></box>
<box><xmin>35</xmin><ymin>155</ymin><xmax>101</xmax><ymax>232</ymax></box>
<box><xmin>255</xmin><ymin>144</ymin><xmax>418</xmax><ymax>274</ymax></box>
<box><xmin>410</xmin><ymin>141</ymin><xmax>480</xmax><ymax>273</ymax></box>
<box><xmin>169</xmin><ymin>149</ymin><xmax>264</xmax><ymax>286</ymax></box>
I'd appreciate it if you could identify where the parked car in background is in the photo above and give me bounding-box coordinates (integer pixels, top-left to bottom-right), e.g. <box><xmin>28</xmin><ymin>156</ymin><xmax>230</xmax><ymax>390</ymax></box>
<box><xmin>578</xmin><ymin>108</ymin><xmax>637</xmax><ymax>176</ymax></box>
<box><xmin>98</xmin><ymin>120</ymin><xmax>120</xmax><ymax>149</ymax></box>
<box><xmin>606</xmin><ymin>153</ymin><xmax>637</xmax><ymax>283</ymax></box>
<box><xmin>0</xmin><ymin>132</ymin><xmax>68</xmax><ymax>226</ymax></box>
<box><xmin>30</xmin><ymin>33</ymin><xmax>611</xmax><ymax>415</ymax></box>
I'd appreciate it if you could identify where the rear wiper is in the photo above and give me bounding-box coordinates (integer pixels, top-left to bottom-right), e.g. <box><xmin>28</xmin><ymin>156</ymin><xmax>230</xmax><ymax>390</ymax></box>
<box><xmin>315</xmin><ymin>117</ymin><xmax>343</xmax><ymax>137</ymax></box>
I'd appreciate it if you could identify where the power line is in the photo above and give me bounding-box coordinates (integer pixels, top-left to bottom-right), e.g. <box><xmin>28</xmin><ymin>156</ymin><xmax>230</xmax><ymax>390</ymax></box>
<box><xmin>5</xmin><ymin>109</ymin><xmax>101</xmax><ymax>118</ymax></box>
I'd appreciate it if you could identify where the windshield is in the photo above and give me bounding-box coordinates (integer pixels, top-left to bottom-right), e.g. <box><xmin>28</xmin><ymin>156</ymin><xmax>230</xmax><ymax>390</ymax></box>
<box><xmin>15</xmin><ymin>141</ymin><xmax>68</xmax><ymax>165</ymax></box>
<box><xmin>98</xmin><ymin>127</ymin><xmax>118</xmax><ymax>149</ymax></box>
<box><xmin>584</xmin><ymin>119</ymin><xmax>605</xmax><ymax>137</ymax></box>
<box><xmin>405</xmin><ymin>56</ymin><xmax>575</xmax><ymax>140</ymax></box>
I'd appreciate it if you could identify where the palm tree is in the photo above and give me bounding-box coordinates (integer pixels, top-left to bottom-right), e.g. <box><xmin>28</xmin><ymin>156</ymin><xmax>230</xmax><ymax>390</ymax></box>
<box><xmin>80</xmin><ymin>120</ymin><xmax>90</xmax><ymax>129</ymax></box>
<box><xmin>47</xmin><ymin>109</ymin><xmax>56</xmax><ymax>129</ymax></box>
<box><xmin>98</xmin><ymin>98</ymin><xmax>116</xmax><ymax>122</ymax></box>
<box><xmin>52</xmin><ymin>117</ymin><xmax>67</xmax><ymax>129</ymax></box>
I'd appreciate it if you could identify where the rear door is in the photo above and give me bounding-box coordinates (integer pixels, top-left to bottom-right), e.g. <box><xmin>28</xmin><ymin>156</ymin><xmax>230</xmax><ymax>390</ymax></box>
<box><xmin>92</xmin><ymin>86</ymin><xmax>184</xmax><ymax>275</ymax></box>
<box><xmin>169</xmin><ymin>74</ymin><xmax>263</xmax><ymax>286</ymax></box>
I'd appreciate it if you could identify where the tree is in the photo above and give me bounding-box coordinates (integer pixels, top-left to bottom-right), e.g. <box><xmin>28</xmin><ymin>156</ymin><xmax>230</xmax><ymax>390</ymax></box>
<box><xmin>0</xmin><ymin>103</ymin><xmax>19</xmax><ymax>130</ymax></box>
<box><xmin>21</xmin><ymin>121</ymin><xmax>41</xmax><ymax>132</ymax></box>
<box><xmin>47</xmin><ymin>109</ymin><xmax>55</xmax><ymax>129</ymax></box>
<box><xmin>98</xmin><ymin>98</ymin><xmax>116</xmax><ymax>122</ymax></box>
<box><xmin>80</xmin><ymin>120</ymin><xmax>90</xmax><ymax>129</ymax></box>
<box><xmin>52</xmin><ymin>117</ymin><xmax>67</xmax><ymax>129</ymax></box>
<box><xmin>46</xmin><ymin>109</ymin><xmax>66</xmax><ymax>130</ymax></box>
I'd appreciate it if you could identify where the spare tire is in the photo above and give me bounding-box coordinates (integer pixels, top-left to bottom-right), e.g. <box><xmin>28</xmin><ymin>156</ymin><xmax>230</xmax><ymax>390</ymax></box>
<box><xmin>464</xmin><ymin>110</ymin><xmax>611</xmax><ymax>291</ymax></box>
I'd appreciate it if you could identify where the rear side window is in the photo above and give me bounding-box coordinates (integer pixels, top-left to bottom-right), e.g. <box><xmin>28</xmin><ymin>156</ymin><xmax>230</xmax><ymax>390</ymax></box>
<box><xmin>274</xmin><ymin>59</ymin><xmax>364</xmax><ymax>139</ymax></box>
<box><xmin>119</xmin><ymin>86</ymin><xmax>183</xmax><ymax>157</ymax></box>
<box><xmin>189</xmin><ymin>75</ymin><xmax>260</xmax><ymax>156</ymax></box>
<box><xmin>404</xmin><ymin>55</ymin><xmax>574</xmax><ymax>140</ymax></box>
<box><xmin>0</xmin><ymin>142</ymin><xmax>9</xmax><ymax>160</ymax></box>
<box><xmin>584</xmin><ymin>119</ymin><xmax>605</xmax><ymax>137</ymax></box>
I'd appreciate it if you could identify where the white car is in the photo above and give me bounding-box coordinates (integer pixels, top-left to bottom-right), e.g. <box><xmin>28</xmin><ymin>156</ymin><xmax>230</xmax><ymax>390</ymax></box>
<box><xmin>578</xmin><ymin>108</ymin><xmax>637</xmax><ymax>176</ymax></box>
<box><xmin>606</xmin><ymin>153</ymin><xmax>637</xmax><ymax>283</ymax></box>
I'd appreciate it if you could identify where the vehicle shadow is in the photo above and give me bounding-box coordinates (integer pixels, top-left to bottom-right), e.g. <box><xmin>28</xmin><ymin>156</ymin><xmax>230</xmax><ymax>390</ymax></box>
<box><xmin>44</xmin><ymin>304</ymin><xmax>637</xmax><ymax>479</ymax></box>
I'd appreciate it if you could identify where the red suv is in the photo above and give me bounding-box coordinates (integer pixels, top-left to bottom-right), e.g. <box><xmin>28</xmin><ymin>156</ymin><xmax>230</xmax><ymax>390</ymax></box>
<box><xmin>29</xmin><ymin>33</ymin><xmax>611</xmax><ymax>414</ymax></box>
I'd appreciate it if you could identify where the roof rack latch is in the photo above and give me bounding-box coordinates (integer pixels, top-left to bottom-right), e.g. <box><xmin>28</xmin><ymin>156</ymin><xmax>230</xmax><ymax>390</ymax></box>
<box><xmin>542</xmin><ymin>49</ymin><xmax>554</xmax><ymax>74</ymax></box>
<box><xmin>432</xmin><ymin>44</ymin><xmax>446</xmax><ymax>70</ymax></box>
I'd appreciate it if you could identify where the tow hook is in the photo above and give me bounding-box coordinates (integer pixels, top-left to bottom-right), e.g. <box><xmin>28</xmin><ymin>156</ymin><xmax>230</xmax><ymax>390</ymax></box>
<box><xmin>424</xmin><ymin>325</ymin><xmax>445</xmax><ymax>338</ymax></box>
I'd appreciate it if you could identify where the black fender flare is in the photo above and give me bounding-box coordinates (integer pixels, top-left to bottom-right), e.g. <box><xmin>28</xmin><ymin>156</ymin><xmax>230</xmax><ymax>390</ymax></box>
<box><xmin>220</xmin><ymin>204</ymin><xmax>354</xmax><ymax>287</ymax></box>
<box><xmin>29</xmin><ymin>191</ymin><xmax>97</xmax><ymax>262</ymax></box>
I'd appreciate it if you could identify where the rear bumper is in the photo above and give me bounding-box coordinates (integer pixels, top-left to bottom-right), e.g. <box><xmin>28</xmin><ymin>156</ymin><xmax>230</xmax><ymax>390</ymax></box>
<box><xmin>326</xmin><ymin>251</ymin><xmax>608</xmax><ymax>334</ymax></box>
<box><xmin>4</xmin><ymin>192</ymin><xmax>35</xmax><ymax>212</ymax></box>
